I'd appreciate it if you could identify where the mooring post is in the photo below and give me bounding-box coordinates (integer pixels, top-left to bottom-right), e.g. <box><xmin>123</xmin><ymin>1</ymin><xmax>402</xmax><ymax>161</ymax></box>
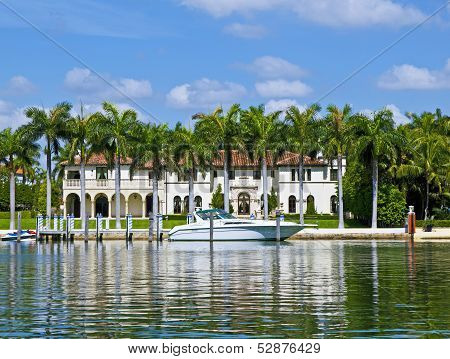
<box><xmin>156</xmin><ymin>214</ymin><xmax>161</xmax><ymax>242</ymax></box>
<box><xmin>149</xmin><ymin>214</ymin><xmax>154</xmax><ymax>241</ymax></box>
<box><xmin>17</xmin><ymin>212</ymin><xmax>22</xmax><ymax>241</ymax></box>
<box><xmin>408</xmin><ymin>206</ymin><xmax>416</xmax><ymax>241</ymax></box>
<box><xmin>84</xmin><ymin>212</ymin><xmax>89</xmax><ymax>242</ymax></box>
<box><xmin>276</xmin><ymin>210</ymin><xmax>281</xmax><ymax>241</ymax></box>
<box><xmin>65</xmin><ymin>215</ymin><xmax>70</xmax><ymax>241</ymax></box>
<box><xmin>125</xmin><ymin>214</ymin><xmax>129</xmax><ymax>241</ymax></box>
<box><xmin>209</xmin><ymin>211</ymin><xmax>214</xmax><ymax>242</ymax></box>
<box><xmin>96</xmin><ymin>214</ymin><xmax>100</xmax><ymax>241</ymax></box>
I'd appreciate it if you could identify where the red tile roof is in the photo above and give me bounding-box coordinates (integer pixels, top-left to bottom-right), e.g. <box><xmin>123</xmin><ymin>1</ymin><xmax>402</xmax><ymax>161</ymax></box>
<box><xmin>63</xmin><ymin>151</ymin><xmax>323</xmax><ymax>168</ymax></box>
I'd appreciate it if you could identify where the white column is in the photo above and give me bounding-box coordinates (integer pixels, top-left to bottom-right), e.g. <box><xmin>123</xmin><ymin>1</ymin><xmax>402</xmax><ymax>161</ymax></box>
<box><xmin>108</xmin><ymin>199</ymin><xmax>112</xmax><ymax>218</ymax></box>
<box><xmin>125</xmin><ymin>200</ymin><xmax>129</xmax><ymax>216</ymax></box>
<box><xmin>63</xmin><ymin>201</ymin><xmax>67</xmax><ymax>218</ymax></box>
<box><xmin>91</xmin><ymin>200</ymin><xmax>95</xmax><ymax>218</ymax></box>
<box><xmin>142</xmin><ymin>200</ymin><xmax>146</xmax><ymax>218</ymax></box>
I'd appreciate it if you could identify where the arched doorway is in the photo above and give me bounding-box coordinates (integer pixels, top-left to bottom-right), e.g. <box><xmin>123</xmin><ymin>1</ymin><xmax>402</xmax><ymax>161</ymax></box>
<box><xmin>173</xmin><ymin>196</ymin><xmax>181</xmax><ymax>214</ymax></box>
<box><xmin>330</xmin><ymin>195</ymin><xmax>338</xmax><ymax>214</ymax></box>
<box><xmin>66</xmin><ymin>193</ymin><xmax>81</xmax><ymax>218</ymax></box>
<box><xmin>289</xmin><ymin>195</ymin><xmax>296</xmax><ymax>213</ymax></box>
<box><xmin>194</xmin><ymin>196</ymin><xmax>202</xmax><ymax>209</ymax></box>
<box><xmin>306</xmin><ymin>195</ymin><xmax>315</xmax><ymax>214</ymax></box>
<box><xmin>95</xmin><ymin>195</ymin><xmax>108</xmax><ymax>217</ymax></box>
<box><xmin>128</xmin><ymin>193</ymin><xmax>143</xmax><ymax>217</ymax></box>
<box><xmin>146</xmin><ymin>194</ymin><xmax>159</xmax><ymax>216</ymax></box>
<box><xmin>238</xmin><ymin>192</ymin><xmax>250</xmax><ymax>215</ymax></box>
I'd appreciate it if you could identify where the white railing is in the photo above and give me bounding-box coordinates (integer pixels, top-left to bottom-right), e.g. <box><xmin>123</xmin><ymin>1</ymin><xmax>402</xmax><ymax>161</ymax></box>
<box><xmin>66</xmin><ymin>179</ymin><xmax>80</xmax><ymax>187</ymax></box>
<box><xmin>63</xmin><ymin>178</ymin><xmax>160</xmax><ymax>190</ymax></box>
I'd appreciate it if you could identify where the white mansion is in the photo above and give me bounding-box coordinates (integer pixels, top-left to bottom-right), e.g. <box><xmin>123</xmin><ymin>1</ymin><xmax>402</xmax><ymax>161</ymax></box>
<box><xmin>62</xmin><ymin>151</ymin><xmax>345</xmax><ymax>218</ymax></box>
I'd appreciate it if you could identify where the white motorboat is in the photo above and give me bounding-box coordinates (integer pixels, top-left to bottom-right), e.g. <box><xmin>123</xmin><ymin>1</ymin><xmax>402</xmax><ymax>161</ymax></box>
<box><xmin>168</xmin><ymin>209</ymin><xmax>313</xmax><ymax>241</ymax></box>
<box><xmin>1</xmin><ymin>230</ymin><xmax>36</xmax><ymax>241</ymax></box>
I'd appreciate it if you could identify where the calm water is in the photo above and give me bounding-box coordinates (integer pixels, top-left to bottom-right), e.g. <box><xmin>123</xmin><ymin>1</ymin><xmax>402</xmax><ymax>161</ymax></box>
<box><xmin>0</xmin><ymin>240</ymin><xmax>449</xmax><ymax>338</ymax></box>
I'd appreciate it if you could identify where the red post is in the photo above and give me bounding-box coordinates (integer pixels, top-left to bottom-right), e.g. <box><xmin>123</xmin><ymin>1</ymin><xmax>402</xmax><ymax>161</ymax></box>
<box><xmin>407</xmin><ymin>206</ymin><xmax>416</xmax><ymax>239</ymax></box>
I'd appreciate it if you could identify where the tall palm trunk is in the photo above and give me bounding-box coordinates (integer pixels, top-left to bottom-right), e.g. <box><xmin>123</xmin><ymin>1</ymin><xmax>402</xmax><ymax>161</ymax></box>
<box><xmin>152</xmin><ymin>171</ymin><xmax>158</xmax><ymax>237</ymax></box>
<box><xmin>262</xmin><ymin>156</ymin><xmax>268</xmax><ymax>220</ymax></box>
<box><xmin>337</xmin><ymin>154</ymin><xmax>344</xmax><ymax>229</ymax></box>
<box><xmin>9</xmin><ymin>165</ymin><xmax>15</xmax><ymax>231</ymax></box>
<box><xmin>114</xmin><ymin>155</ymin><xmax>121</xmax><ymax>229</ymax></box>
<box><xmin>188</xmin><ymin>168</ymin><xmax>194</xmax><ymax>213</ymax></box>
<box><xmin>46</xmin><ymin>137</ymin><xmax>52</xmax><ymax>217</ymax></box>
<box><xmin>371</xmin><ymin>158</ymin><xmax>378</xmax><ymax>229</ymax></box>
<box><xmin>80</xmin><ymin>159</ymin><xmax>87</xmax><ymax>238</ymax></box>
<box><xmin>298</xmin><ymin>154</ymin><xmax>304</xmax><ymax>225</ymax></box>
<box><xmin>223</xmin><ymin>150</ymin><xmax>229</xmax><ymax>213</ymax></box>
<box><xmin>424</xmin><ymin>181</ymin><xmax>430</xmax><ymax>220</ymax></box>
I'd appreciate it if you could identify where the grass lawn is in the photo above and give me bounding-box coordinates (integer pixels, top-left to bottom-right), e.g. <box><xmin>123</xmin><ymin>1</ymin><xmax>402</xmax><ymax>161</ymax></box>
<box><xmin>0</xmin><ymin>217</ymin><xmax>366</xmax><ymax>230</ymax></box>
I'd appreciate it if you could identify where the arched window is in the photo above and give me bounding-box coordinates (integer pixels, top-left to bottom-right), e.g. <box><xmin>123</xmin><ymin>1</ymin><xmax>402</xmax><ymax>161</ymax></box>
<box><xmin>194</xmin><ymin>196</ymin><xmax>202</xmax><ymax>209</ymax></box>
<box><xmin>183</xmin><ymin>196</ymin><xmax>189</xmax><ymax>213</ymax></box>
<box><xmin>330</xmin><ymin>195</ymin><xmax>338</xmax><ymax>214</ymax></box>
<box><xmin>306</xmin><ymin>195</ymin><xmax>315</xmax><ymax>215</ymax></box>
<box><xmin>288</xmin><ymin>195</ymin><xmax>296</xmax><ymax>213</ymax></box>
<box><xmin>174</xmin><ymin>196</ymin><xmax>181</xmax><ymax>214</ymax></box>
<box><xmin>238</xmin><ymin>193</ymin><xmax>250</xmax><ymax>215</ymax></box>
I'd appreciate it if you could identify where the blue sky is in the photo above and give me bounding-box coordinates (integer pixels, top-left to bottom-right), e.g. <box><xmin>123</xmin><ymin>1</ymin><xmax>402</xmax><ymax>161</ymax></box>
<box><xmin>1</xmin><ymin>0</ymin><xmax>449</xmax><ymax>129</ymax></box>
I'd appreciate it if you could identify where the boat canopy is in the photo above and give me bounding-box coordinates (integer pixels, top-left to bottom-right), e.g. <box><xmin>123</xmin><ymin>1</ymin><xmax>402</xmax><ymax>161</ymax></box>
<box><xmin>195</xmin><ymin>209</ymin><xmax>236</xmax><ymax>221</ymax></box>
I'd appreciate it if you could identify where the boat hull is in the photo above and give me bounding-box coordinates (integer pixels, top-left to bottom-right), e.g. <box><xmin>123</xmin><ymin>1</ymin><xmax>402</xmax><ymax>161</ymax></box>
<box><xmin>169</xmin><ymin>223</ymin><xmax>302</xmax><ymax>241</ymax></box>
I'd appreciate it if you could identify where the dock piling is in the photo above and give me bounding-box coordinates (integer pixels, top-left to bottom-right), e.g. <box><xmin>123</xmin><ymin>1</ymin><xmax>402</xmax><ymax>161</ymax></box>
<box><xmin>209</xmin><ymin>212</ymin><xmax>214</xmax><ymax>242</ymax></box>
<box><xmin>156</xmin><ymin>214</ymin><xmax>162</xmax><ymax>241</ymax></box>
<box><xmin>17</xmin><ymin>212</ymin><xmax>22</xmax><ymax>241</ymax></box>
<box><xmin>276</xmin><ymin>210</ymin><xmax>281</xmax><ymax>241</ymax></box>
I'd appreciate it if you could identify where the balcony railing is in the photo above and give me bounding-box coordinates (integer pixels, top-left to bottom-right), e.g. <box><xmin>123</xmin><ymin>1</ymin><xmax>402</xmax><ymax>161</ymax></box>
<box><xmin>66</xmin><ymin>179</ymin><xmax>80</xmax><ymax>187</ymax></box>
<box><xmin>63</xmin><ymin>178</ymin><xmax>159</xmax><ymax>190</ymax></box>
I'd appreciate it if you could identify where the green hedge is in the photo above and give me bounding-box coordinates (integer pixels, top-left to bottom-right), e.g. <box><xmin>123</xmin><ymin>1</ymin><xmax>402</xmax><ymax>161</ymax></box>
<box><xmin>0</xmin><ymin>211</ymin><xmax>34</xmax><ymax>219</ymax></box>
<box><xmin>416</xmin><ymin>220</ymin><xmax>450</xmax><ymax>228</ymax></box>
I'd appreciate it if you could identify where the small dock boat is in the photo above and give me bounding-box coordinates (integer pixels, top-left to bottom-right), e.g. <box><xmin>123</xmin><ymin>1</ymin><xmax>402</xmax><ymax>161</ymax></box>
<box><xmin>1</xmin><ymin>230</ymin><xmax>36</xmax><ymax>241</ymax></box>
<box><xmin>169</xmin><ymin>209</ymin><xmax>312</xmax><ymax>241</ymax></box>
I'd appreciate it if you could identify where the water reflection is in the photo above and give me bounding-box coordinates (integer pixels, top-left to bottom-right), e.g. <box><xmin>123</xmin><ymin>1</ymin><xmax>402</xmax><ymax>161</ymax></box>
<box><xmin>0</xmin><ymin>240</ymin><xmax>449</xmax><ymax>338</ymax></box>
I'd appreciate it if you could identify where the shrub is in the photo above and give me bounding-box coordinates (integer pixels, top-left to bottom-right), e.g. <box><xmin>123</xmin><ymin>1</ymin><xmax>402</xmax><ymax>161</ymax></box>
<box><xmin>416</xmin><ymin>220</ymin><xmax>450</xmax><ymax>228</ymax></box>
<box><xmin>377</xmin><ymin>184</ymin><xmax>407</xmax><ymax>227</ymax></box>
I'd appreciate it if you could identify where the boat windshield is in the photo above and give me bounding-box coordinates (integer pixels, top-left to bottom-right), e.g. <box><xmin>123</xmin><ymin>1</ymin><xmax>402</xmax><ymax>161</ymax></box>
<box><xmin>196</xmin><ymin>209</ymin><xmax>235</xmax><ymax>220</ymax></box>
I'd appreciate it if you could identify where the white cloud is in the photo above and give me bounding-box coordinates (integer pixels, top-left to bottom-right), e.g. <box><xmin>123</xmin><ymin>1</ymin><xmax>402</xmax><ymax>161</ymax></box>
<box><xmin>166</xmin><ymin>78</ymin><xmax>246</xmax><ymax>109</ymax></box>
<box><xmin>385</xmin><ymin>104</ymin><xmax>409</xmax><ymax>125</ymax></box>
<box><xmin>243</xmin><ymin>56</ymin><xmax>306</xmax><ymax>79</ymax></box>
<box><xmin>181</xmin><ymin>0</ymin><xmax>426</xmax><ymax>27</ymax></box>
<box><xmin>0</xmin><ymin>101</ymin><xmax>29</xmax><ymax>130</ymax></box>
<box><xmin>64</xmin><ymin>67</ymin><xmax>152</xmax><ymax>100</ymax></box>
<box><xmin>5</xmin><ymin>76</ymin><xmax>36</xmax><ymax>95</ymax></box>
<box><xmin>265</xmin><ymin>99</ymin><xmax>305</xmax><ymax>114</ymax></box>
<box><xmin>181</xmin><ymin>0</ymin><xmax>280</xmax><ymax>17</ymax></box>
<box><xmin>378</xmin><ymin>60</ymin><xmax>450</xmax><ymax>90</ymax></box>
<box><xmin>223</xmin><ymin>23</ymin><xmax>267</xmax><ymax>39</ymax></box>
<box><xmin>360</xmin><ymin>104</ymin><xmax>409</xmax><ymax>125</ymax></box>
<box><xmin>255</xmin><ymin>79</ymin><xmax>312</xmax><ymax>98</ymax></box>
<box><xmin>291</xmin><ymin>0</ymin><xmax>425</xmax><ymax>27</ymax></box>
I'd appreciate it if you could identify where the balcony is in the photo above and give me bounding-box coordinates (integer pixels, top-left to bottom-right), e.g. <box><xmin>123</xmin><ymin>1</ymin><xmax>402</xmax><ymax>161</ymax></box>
<box><xmin>230</xmin><ymin>177</ymin><xmax>259</xmax><ymax>189</ymax></box>
<box><xmin>63</xmin><ymin>178</ymin><xmax>159</xmax><ymax>191</ymax></box>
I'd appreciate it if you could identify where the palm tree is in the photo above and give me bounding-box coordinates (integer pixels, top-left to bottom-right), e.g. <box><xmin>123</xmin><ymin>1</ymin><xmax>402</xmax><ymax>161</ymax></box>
<box><xmin>132</xmin><ymin>123</ymin><xmax>171</xmax><ymax>237</ymax></box>
<box><xmin>323</xmin><ymin>104</ymin><xmax>354</xmax><ymax>229</ymax></box>
<box><xmin>241</xmin><ymin>105</ymin><xmax>284</xmax><ymax>220</ymax></box>
<box><xmin>24</xmin><ymin>102</ymin><xmax>72</xmax><ymax>217</ymax></box>
<box><xmin>397</xmin><ymin>112</ymin><xmax>448</xmax><ymax>219</ymax></box>
<box><xmin>285</xmin><ymin>104</ymin><xmax>321</xmax><ymax>225</ymax></box>
<box><xmin>348</xmin><ymin>109</ymin><xmax>398</xmax><ymax>228</ymax></box>
<box><xmin>0</xmin><ymin>127</ymin><xmax>39</xmax><ymax>230</ymax></box>
<box><xmin>172</xmin><ymin>122</ymin><xmax>212</xmax><ymax>214</ymax></box>
<box><xmin>92</xmin><ymin>102</ymin><xmax>140</xmax><ymax>229</ymax></box>
<box><xmin>193</xmin><ymin>104</ymin><xmax>241</xmax><ymax>213</ymax></box>
<box><xmin>66</xmin><ymin>106</ymin><xmax>97</xmax><ymax>236</ymax></box>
